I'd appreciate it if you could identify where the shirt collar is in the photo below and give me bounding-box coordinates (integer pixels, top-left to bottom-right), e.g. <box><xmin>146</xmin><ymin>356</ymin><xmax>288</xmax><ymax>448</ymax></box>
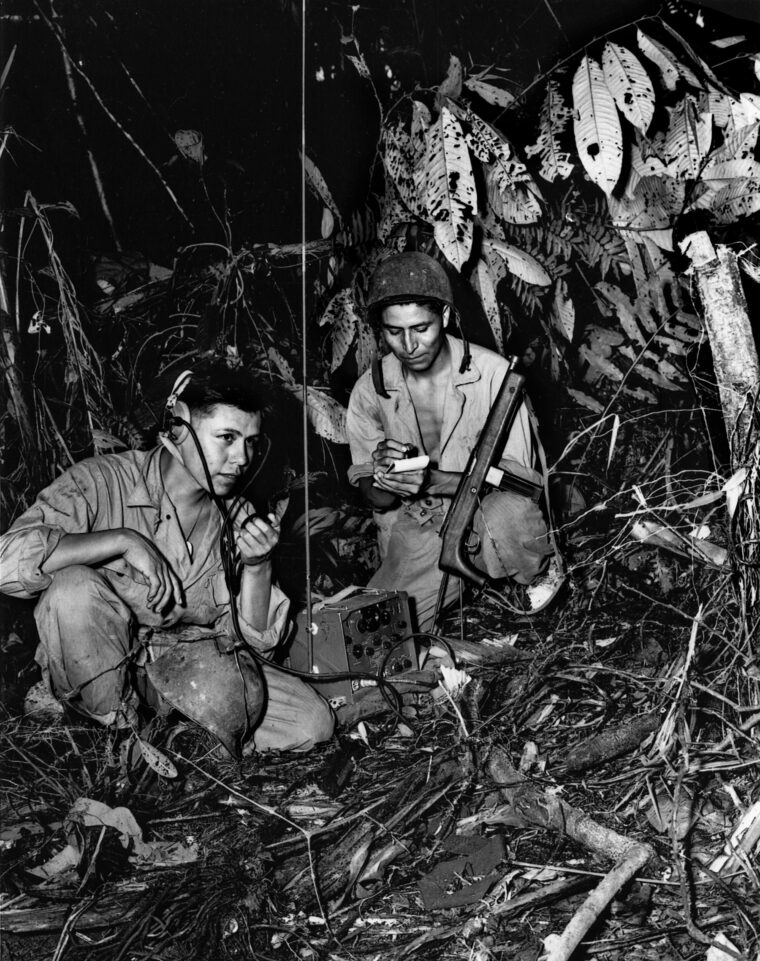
<box><xmin>126</xmin><ymin>447</ymin><xmax>166</xmax><ymax>510</ymax></box>
<box><xmin>381</xmin><ymin>334</ymin><xmax>482</xmax><ymax>389</ymax></box>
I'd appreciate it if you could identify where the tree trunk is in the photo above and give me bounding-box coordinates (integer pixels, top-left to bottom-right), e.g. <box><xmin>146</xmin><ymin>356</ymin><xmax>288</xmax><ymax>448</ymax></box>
<box><xmin>680</xmin><ymin>232</ymin><xmax>760</xmax><ymax>467</ymax></box>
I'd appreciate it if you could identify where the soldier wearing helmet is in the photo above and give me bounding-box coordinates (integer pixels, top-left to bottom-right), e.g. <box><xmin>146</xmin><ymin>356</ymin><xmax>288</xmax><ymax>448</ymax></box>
<box><xmin>347</xmin><ymin>251</ymin><xmax>551</xmax><ymax>631</ymax></box>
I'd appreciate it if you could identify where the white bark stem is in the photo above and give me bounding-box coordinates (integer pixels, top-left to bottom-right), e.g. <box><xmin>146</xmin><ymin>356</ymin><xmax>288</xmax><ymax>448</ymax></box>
<box><xmin>681</xmin><ymin>232</ymin><xmax>760</xmax><ymax>467</ymax></box>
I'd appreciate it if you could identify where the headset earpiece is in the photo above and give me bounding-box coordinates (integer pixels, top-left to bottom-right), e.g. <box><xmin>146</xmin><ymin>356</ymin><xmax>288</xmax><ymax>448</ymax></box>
<box><xmin>163</xmin><ymin>369</ymin><xmax>194</xmax><ymax>441</ymax></box>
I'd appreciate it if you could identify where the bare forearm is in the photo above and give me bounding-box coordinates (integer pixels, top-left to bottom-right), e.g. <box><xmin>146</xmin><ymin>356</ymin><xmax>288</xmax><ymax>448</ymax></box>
<box><xmin>238</xmin><ymin>561</ymin><xmax>273</xmax><ymax>631</ymax></box>
<box><xmin>426</xmin><ymin>469</ymin><xmax>460</xmax><ymax>497</ymax></box>
<box><xmin>41</xmin><ymin>530</ymin><xmax>131</xmax><ymax>574</ymax></box>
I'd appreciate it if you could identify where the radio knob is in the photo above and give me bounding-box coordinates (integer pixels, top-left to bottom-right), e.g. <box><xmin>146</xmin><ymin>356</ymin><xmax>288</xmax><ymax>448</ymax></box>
<box><xmin>380</xmin><ymin>610</ymin><xmax>391</xmax><ymax>625</ymax></box>
<box><xmin>392</xmin><ymin>661</ymin><xmax>403</xmax><ymax>673</ymax></box>
<box><xmin>365</xmin><ymin>646</ymin><xmax>375</xmax><ymax>657</ymax></box>
<box><xmin>352</xmin><ymin>645</ymin><xmax>364</xmax><ymax>659</ymax></box>
<box><xmin>402</xmin><ymin>657</ymin><xmax>412</xmax><ymax>669</ymax></box>
<box><xmin>382</xmin><ymin>639</ymin><xmax>392</xmax><ymax>650</ymax></box>
<box><xmin>357</xmin><ymin>619</ymin><xmax>367</xmax><ymax>633</ymax></box>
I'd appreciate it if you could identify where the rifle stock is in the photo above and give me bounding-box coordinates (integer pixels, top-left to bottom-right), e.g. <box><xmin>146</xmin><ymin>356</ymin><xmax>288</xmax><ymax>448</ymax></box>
<box><xmin>438</xmin><ymin>359</ymin><xmax>527</xmax><ymax>587</ymax></box>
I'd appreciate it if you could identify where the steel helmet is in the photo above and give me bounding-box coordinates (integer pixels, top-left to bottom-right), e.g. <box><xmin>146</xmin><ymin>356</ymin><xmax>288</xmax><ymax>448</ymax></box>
<box><xmin>146</xmin><ymin>639</ymin><xmax>265</xmax><ymax>758</ymax></box>
<box><xmin>366</xmin><ymin>251</ymin><xmax>453</xmax><ymax>312</ymax></box>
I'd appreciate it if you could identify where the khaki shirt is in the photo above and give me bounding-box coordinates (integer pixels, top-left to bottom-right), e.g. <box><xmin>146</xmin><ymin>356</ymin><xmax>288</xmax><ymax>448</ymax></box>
<box><xmin>0</xmin><ymin>447</ymin><xmax>288</xmax><ymax>652</ymax></box>
<box><xmin>346</xmin><ymin>335</ymin><xmax>538</xmax><ymax>552</ymax></box>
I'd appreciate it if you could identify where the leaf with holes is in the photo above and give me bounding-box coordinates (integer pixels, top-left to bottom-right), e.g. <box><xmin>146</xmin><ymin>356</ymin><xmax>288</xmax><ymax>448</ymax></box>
<box><xmin>464</xmin><ymin>76</ymin><xmax>514</xmax><ymax>108</ymax></box>
<box><xmin>320</xmin><ymin>289</ymin><xmax>362</xmax><ymax>372</ymax></box>
<box><xmin>137</xmin><ymin>739</ymin><xmax>178</xmax><ymax>779</ymax></box>
<box><xmin>704</xmin><ymin>122</ymin><xmax>759</xmax><ymax>168</ymax></box>
<box><xmin>437</xmin><ymin>54</ymin><xmax>463</xmax><ymax>102</ymax></box>
<box><xmin>483</xmin><ymin>238</ymin><xmax>552</xmax><ymax>286</ymax></box>
<box><xmin>424</xmin><ymin>105</ymin><xmax>477</xmax><ymax>271</ymax></box>
<box><xmin>383</xmin><ymin>124</ymin><xmax>421</xmax><ymax>216</ymax></box>
<box><xmin>471</xmin><ymin>257</ymin><xmax>504</xmax><ymax>352</ymax></box>
<box><xmin>347</xmin><ymin>53</ymin><xmax>371</xmax><ymax>81</ymax></box>
<box><xmin>572</xmin><ymin>56</ymin><xmax>623</xmax><ymax>196</ymax></box>
<box><xmin>377</xmin><ymin>181</ymin><xmax>412</xmax><ymax>243</ymax></box>
<box><xmin>525</xmin><ymin>80</ymin><xmax>574</xmax><ymax>182</ymax></box>
<box><xmin>662</xmin><ymin>97</ymin><xmax>712</xmax><ymax>180</ymax></box>
<box><xmin>551</xmin><ymin>278</ymin><xmax>575</xmax><ymax>342</ymax></box>
<box><xmin>637</xmin><ymin>30</ymin><xmax>700</xmax><ymax>91</ymax></box>
<box><xmin>467</xmin><ymin>113</ymin><xmax>542</xmax><ymax>224</ymax></box>
<box><xmin>355</xmin><ymin>314</ymin><xmax>377</xmax><ymax>375</ymax></box>
<box><xmin>596</xmin><ymin>282</ymin><xmax>646</xmax><ymax>345</ymax></box>
<box><xmin>602</xmin><ymin>42</ymin><xmax>655</xmax><ymax>134</ymax></box>
<box><xmin>411</xmin><ymin>101</ymin><xmax>431</xmax><ymax>203</ymax></box>
<box><xmin>304</xmin><ymin>388</ymin><xmax>348</xmax><ymax>443</ymax></box>
<box><xmin>303</xmin><ymin>154</ymin><xmax>342</xmax><ymax>224</ymax></box>
<box><xmin>701</xmin><ymin>158</ymin><xmax>760</xmax><ymax>183</ymax></box>
<box><xmin>709</xmin><ymin>180</ymin><xmax>760</xmax><ymax>223</ymax></box>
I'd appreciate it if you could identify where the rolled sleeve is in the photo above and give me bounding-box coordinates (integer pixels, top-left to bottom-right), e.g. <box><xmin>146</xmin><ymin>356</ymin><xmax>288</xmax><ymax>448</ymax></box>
<box><xmin>0</xmin><ymin>524</ymin><xmax>66</xmax><ymax>598</ymax></box>
<box><xmin>219</xmin><ymin>583</ymin><xmax>290</xmax><ymax>655</ymax></box>
<box><xmin>346</xmin><ymin>375</ymin><xmax>384</xmax><ymax>487</ymax></box>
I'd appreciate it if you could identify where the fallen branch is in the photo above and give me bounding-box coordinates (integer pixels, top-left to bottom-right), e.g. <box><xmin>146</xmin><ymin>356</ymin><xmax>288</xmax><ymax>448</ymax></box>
<box><xmin>542</xmin><ymin>843</ymin><xmax>652</xmax><ymax>961</ymax></box>
<box><xmin>487</xmin><ymin>745</ymin><xmax>655</xmax><ymax>961</ymax></box>
<box><xmin>562</xmin><ymin>713</ymin><xmax>660</xmax><ymax>774</ymax></box>
<box><xmin>488</xmin><ymin>746</ymin><xmax>655</xmax><ymax>863</ymax></box>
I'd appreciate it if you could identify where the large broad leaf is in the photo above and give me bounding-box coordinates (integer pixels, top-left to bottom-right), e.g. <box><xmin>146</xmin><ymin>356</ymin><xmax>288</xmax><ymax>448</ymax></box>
<box><xmin>377</xmin><ymin>181</ymin><xmax>413</xmax><ymax>243</ymax></box>
<box><xmin>609</xmin><ymin>188</ymin><xmax>671</xmax><ymax>232</ymax></box>
<box><xmin>424</xmin><ymin>105</ymin><xmax>477</xmax><ymax>271</ymax></box>
<box><xmin>701</xmin><ymin>158</ymin><xmax>760</xmax><ymax>183</ymax></box>
<box><xmin>319</xmin><ymin>289</ymin><xmax>375</xmax><ymax>373</ymax></box>
<box><xmin>483</xmin><ymin>238</ymin><xmax>552</xmax><ymax>286</ymax></box>
<box><xmin>662</xmin><ymin>96</ymin><xmax>712</xmax><ymax>180</ymax></box>
<box><xmin>525</xmin><ymin>80</ymin><xmax>574</xmax><ymax>182</ymax></box>
<box><xmin>550</xmin><ymin>278</ymin><xmax>575</xmax><ymax>342</ymax></box>
<box><xmin>572</xmin><ymin>56</ymin><xmax>623</xmax><ymax>196</ymax></box>
<box><xmin>464</xmin><ymin>76</ymin><xmax>514</xmax><ymax>108</ymax></box>
<box><xmin>467</xmin><ymin>113</ymin><xmax>542</xmax><ymax>224</ymax></box>
<box><xmin>637</xmin><ymin>30</ymin><xmax>701</xmax><ymax>91</ymax></box>
<box><xmin>471</xmin><ymin>257</ymin><xmax>504</xmax><ymax>352</ymax></box>
<box><xmin>709</xmin><ymin>180</ymin><xmax>760</xmax><ymax>223</ymax></box>
<box><xmin>305</xmin><ymin>388</ymin><xmax>348</xmax><ymax>444</ymax></box>
<box><xmin>354</xmin><ymin>314</ymin><xmax>377</xmax><ymax>375</ymax></box>
<box><xmin>601</xmin><ymin>42</ymin><xmax>655</xmax><ymax>134</ymax></box>
<box><xmin>303</xmin><ymin>154</ymin><xmax>342</xmax><ymax>225</ymax></box>
<box><xmin>383</xmin><ymin>124</ymin><xmax>422</xmax><ymax>216</ymax></box>
<box><xmin>411</xmin><ymin>100</ymin><xmax>431</xmax><ymax>204</ymax></box>
<box><xmin>437</xmin><ymin>54</ymin><xmax>463</xmax><ymax>103</ymax></box>
<box><xmin>703</xmin><ymin>122</ymin><xmax>760</xmax><ymax>168</ymax></box>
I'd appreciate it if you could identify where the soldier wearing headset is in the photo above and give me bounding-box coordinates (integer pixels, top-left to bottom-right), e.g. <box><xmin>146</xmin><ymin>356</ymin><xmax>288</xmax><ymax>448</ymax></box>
<box><xmin>0</xmin><ymin>359</ymin><xmax>334</xmax><ymax>755</ymax></box>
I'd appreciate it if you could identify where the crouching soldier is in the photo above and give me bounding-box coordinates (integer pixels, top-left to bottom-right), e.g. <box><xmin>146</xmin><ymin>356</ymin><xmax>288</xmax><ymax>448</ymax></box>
<box><xmin>347</xmin><ymin>251</ymin><xmax>552</xmax><ymax>631</ymax></box>
<box><xmin>0</xmin><ymin>360</ymin><xmax>334</xmax><ymax>756</ymax></box>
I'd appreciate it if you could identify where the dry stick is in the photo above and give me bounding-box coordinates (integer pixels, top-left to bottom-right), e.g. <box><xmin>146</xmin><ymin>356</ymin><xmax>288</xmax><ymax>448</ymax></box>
<box><xmin>544</xmin><ymin>844</ymin><xmax>652</xmax><ymax>961</ymax></box>
<box><xmin>487</xmin><ymin>747</ymin><xmax>654</xmax><ymax>960</ymax></box>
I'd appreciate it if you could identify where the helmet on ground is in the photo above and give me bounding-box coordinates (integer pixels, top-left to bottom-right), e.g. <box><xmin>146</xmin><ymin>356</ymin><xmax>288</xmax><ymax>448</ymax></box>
<box><xmin>146</xmin><ymin>639</ymin><xmax>265</xmax><ymax>758</ymax></box>
<box><xmin>366</xmin><ymin>251</ymin><xmax>453</xmax><ymax>313</ymax></box>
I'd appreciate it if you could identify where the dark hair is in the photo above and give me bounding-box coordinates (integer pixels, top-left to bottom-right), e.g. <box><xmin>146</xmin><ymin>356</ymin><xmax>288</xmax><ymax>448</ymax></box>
<box><xmin>180</xmin><ymin>360</ymin><xmax>272</xmax><ymax>421</ymax></box>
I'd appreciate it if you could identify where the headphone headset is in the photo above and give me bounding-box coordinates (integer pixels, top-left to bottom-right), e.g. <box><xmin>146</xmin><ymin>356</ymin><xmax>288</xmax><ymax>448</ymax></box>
<box><xmin>162</xmin><ymin>369</ymin><xmax>194</xmax><ymax>440</ymax></box>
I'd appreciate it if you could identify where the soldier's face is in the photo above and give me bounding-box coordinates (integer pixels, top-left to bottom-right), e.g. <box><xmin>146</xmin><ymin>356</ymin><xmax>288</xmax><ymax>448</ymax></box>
<box><xmin>380</xmin><ymin>303</ymin><xmax>449</xmax><ymax>372</ymax></box>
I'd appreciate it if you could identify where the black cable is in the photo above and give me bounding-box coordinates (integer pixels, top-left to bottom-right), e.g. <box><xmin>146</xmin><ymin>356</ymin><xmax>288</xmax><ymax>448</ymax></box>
<box><xmin>168</xmin><ymin>416</ymin><xmax>411</xmax><ymax>720</ymax></box>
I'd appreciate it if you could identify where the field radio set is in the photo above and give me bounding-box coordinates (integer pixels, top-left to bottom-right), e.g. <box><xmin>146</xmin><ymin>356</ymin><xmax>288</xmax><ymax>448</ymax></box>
<box><xmin>286</xmin><ymin>589</ymin><xmax>418</xmax><ymax>706</ymax></box>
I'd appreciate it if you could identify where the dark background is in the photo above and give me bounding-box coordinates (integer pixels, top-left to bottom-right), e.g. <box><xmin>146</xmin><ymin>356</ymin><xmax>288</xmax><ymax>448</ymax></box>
<box><xmin>4</xmin><ymin>0</ymin><xmax>758</xmax><ymax>270</ymax></box>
